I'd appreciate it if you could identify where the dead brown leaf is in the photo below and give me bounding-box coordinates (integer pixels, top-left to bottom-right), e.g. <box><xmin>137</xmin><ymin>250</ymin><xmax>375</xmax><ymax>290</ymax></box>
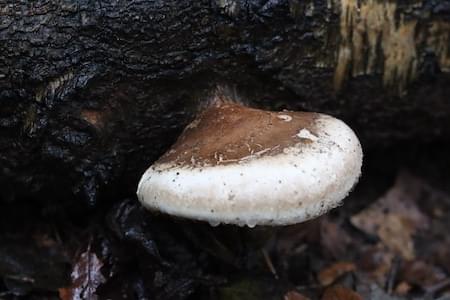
<box><xmin>321</xmin><ymin>285</ymin><xmax>363</xmax><ymax>300</ymax></box>
<box><xmin>320</xmin><ymin>218</ymin><xmax>353</xmax><ymax>259</ymax></box>
<box><xmin>318</xmin><ymin>262</ymin><xmax>356</xmax><ymax>286</ymax></box>
<box><xmin>376</xmin><ymin>214</ymin><xmax>416</xmax><ymax>260</ymax></box>
<box><xmin>430</xmin><ymin>237</ymin><xmax>450</xmax><ymax>274</ymax></box>
<box><xmin>284</xmin><ymin>290</ymin><xmax>311</xmax><ymax>300</ymax></box>
<box><xmin>356</xmin><ymin>244</ymin><xmax>394</xmax><ymax>285</ymax></box>
<box><xmin>351</xmin><ymin>171</ymin><xmax>430</xmax><ymax>260</ymax></box>
<box><xmin>395</xmin><ymin>281</ymin><xmax>412</xmax><ymax>296</ymax></box>
<box><xmin>400</xmin><ymin>260</ymin><xmax>446</xmax><ymax>289</ymax></box>
<box><xmin>59</xmin><ymin>244</ymin><xmax>105</xmax><ymax>300</ymax></box>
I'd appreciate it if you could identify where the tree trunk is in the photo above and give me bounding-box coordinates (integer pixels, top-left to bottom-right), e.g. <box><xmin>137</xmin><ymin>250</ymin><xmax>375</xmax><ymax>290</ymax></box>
<box><xmin>1</xmin><ymin>0</ymin><xmax>449</xmax><ymax>204</ymax></box>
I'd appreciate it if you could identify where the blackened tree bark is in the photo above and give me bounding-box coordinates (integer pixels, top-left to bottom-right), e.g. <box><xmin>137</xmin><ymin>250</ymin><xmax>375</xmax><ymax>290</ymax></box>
<box><xmin>1</xmin><ymin>0</ymin><xmax>449</xmax><ymax>205</ymax></box>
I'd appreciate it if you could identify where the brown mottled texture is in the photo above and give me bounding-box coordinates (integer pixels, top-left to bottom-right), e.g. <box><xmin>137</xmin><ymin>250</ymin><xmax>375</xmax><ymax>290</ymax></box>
<box><xmin>158</xmin><ymin>102</ymin><xmax>318</xmax><ymax>167</ymax></box>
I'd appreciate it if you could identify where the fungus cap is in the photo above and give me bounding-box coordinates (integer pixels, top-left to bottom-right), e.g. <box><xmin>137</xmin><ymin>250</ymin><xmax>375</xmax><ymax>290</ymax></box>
<box><xmin>137</xmin><ymin>102</ymin><xmax>362</xmax><ymax>227</ymax></box>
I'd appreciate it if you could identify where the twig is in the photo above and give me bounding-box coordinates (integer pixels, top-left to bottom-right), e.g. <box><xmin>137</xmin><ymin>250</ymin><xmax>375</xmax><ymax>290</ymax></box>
<box><xmin>262</xmin><ymin>248</ymin><xmax>279</xmax><ymax>280</ymax></box>
<box><xmin>425</xmin><ymin>277</ymin><xmax>450</xmax><ymax>297</ymax></box>
<box><xmin>386</xmin><ymin>255</ymin><xmax>401</xmax><ymax>294</ymax></box>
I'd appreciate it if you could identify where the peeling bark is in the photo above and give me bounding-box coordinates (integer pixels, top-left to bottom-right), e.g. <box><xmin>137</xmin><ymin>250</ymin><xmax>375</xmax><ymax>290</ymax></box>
<box><xmin>334</xmin><ymin>0</ymin><xmax>450</xmax><ymax>94</ymax></box>
<box><xmin>0</xmin><ymin>0</ymin><xmax>449</xmax><ymax>204</ymax></box>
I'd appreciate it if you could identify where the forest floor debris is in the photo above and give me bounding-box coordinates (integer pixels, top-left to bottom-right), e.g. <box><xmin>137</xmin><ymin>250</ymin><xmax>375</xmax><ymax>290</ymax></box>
<box><xmin>1</xmin><ymin>143</ymin><xmax>450</xmax><ymax>299</ymax></box>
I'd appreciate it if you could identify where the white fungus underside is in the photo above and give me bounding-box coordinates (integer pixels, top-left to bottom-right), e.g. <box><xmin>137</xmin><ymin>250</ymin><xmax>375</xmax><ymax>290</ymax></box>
<box><xmin>137</xmin><ymin>115</ymin><xmax>363</xmax><ymax>227</ymax></box>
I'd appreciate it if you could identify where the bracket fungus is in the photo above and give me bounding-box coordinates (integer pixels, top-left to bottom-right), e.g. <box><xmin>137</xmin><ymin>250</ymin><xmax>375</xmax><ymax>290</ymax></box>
<box><xmin>137</xmin><ymin>98</ymin><xmax>362</xmax><ymax>227</ymax></box>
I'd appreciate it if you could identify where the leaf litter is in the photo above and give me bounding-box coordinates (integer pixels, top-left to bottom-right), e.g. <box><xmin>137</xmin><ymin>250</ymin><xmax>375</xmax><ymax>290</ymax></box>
<box><xmin>1</xmin><ymin>146</ymin><xmax>450</xmax><ymax>299</ymax></box>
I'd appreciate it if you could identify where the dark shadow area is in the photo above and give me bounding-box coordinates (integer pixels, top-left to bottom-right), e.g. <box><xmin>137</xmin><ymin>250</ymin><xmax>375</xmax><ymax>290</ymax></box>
<box><xmin>1</xmin><ymin>139</ymin><xmax>450</xmax><ymax>299</ymax></box>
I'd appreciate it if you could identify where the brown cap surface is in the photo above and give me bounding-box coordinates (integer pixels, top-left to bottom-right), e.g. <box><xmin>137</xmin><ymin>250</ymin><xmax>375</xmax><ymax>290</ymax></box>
<box><xmin>159</xmin><ymin>102</ymin><xmax>319</xmax><ymax>167</ymax></box>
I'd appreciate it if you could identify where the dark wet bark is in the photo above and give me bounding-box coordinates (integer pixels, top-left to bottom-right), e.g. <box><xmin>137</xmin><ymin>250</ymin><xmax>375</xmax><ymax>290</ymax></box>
<box><xmin>1</xmin><ymin>0</ymin><xmax>449</xmax><ymax>204</ymax></box>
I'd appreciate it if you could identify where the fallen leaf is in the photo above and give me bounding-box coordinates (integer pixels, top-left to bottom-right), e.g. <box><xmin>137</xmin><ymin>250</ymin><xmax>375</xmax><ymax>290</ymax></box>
<box><xmin>321</xmin><ymin>285</ymin><xmax>362</xmax><ymax>300</ymax></box>
<box><xmin>394</xmin><ymin>281</ymin><xmax>412</xmax><ymax>296</ymax></box>
<box><xmin>400</xmin><ymin>260</ymin><xmax>446</xmax><ymax>289</ymax></box>
<box><xmin>318</xmin><ymin>262</ymin><xmax>355</xmax><ymax>286</ymax></box>
<box><xmin>365</xmin><ymin>284</ymin><xmax>404</xmax><ymax>300</ymax></box>
<box><xmin>284</xmin><ymin>290</ymin><xmax>311</xmax><ymax>300</ymax></box>
<box><xmin>320</xmin><ymin>218</ymin><xmax>353</xmax><ymax>259</ymax></box>
<box><xmin>351</xmin><ymin>171</ymin><xmax>430</xmax><ymax>259</ymax></box>
<box><xmin>59</xmin><ymin>244</ymin><xmax>106</xmax><ymax>300</ymax></box>
<box><xmin>356</xmin><ymin>244</ymin><xmax>394</xmax><ymax>285</ymax></box>
<box><xmin>430</xmin><ymin>237</ymin><xmax>450</xmax><ymax>274</ymax></box>
<box><xmin>376</xmin><ymin>214</ymin><xmax>415</xmax><ymax>260</ymax></box>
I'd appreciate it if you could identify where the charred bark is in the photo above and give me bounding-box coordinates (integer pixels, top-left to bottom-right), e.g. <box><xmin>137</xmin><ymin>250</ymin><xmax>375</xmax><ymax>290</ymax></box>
<box><xmin>1</xmin><ymin>0</ymin><xmax>449</xmax><ymax>204</ymax></box>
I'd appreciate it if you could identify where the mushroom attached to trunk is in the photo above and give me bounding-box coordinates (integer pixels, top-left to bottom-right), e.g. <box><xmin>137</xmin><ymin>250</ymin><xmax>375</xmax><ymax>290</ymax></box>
<box><xmin>137</xmin><ymin>99</ymin><xmax>362</xmax><ymax>227</ymax></box>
